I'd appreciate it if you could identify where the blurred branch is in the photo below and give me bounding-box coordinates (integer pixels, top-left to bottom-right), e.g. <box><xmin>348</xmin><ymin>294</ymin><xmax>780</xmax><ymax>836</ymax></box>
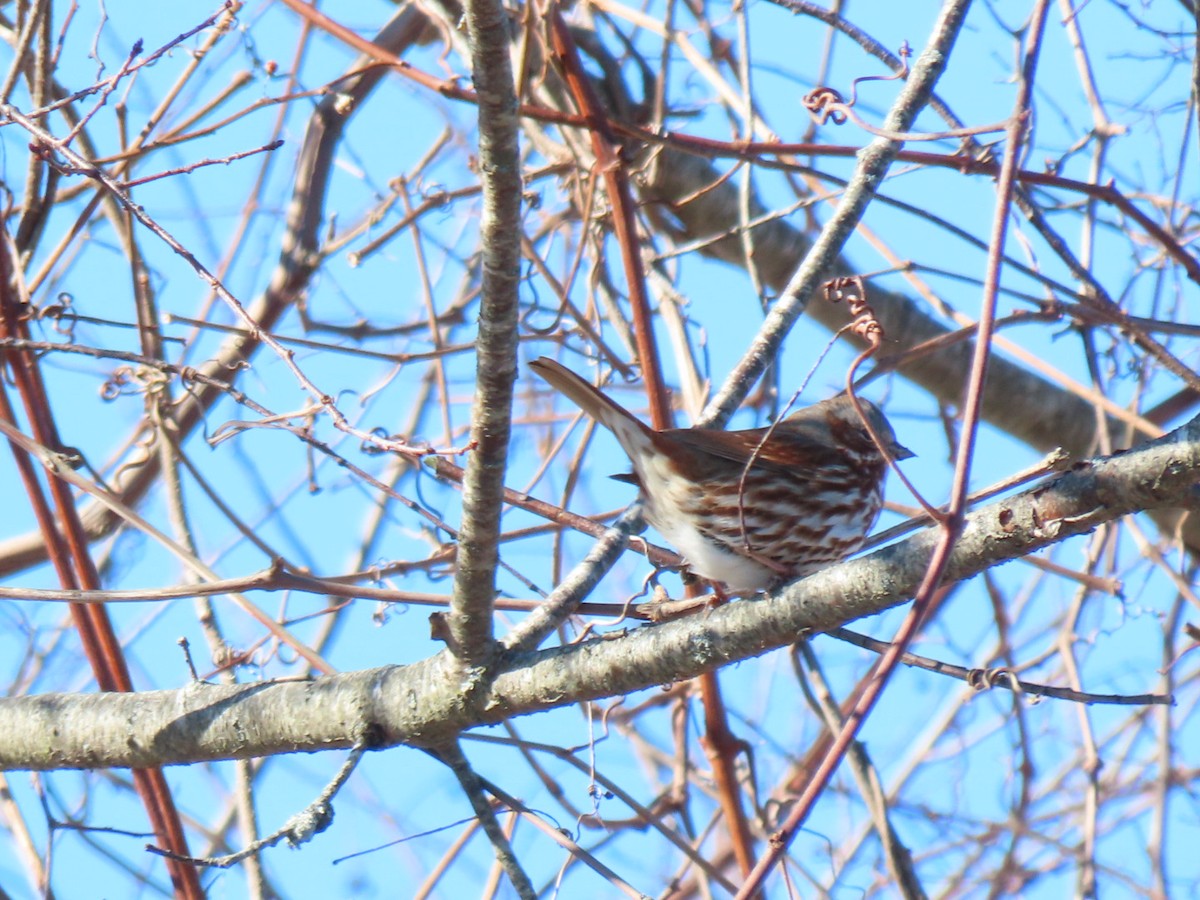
<box><xmin>634</xmin><ymin>115</ymin><xmax>1200</xmax><ymax>557</ymax></box>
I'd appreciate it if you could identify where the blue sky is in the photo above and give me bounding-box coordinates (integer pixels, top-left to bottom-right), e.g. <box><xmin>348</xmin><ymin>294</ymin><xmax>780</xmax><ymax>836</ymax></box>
<box><xmin>0</xmin><ymin>0</ymin><xmax>1197</xmax><ymax>896</ymax></box>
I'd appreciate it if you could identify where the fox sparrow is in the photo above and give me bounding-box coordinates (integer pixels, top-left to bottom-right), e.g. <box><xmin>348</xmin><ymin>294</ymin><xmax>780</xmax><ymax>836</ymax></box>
<box><xmin>530</xmin><ymin>357</ymin><xmax>912</xmax><ymax>592</ymax></box>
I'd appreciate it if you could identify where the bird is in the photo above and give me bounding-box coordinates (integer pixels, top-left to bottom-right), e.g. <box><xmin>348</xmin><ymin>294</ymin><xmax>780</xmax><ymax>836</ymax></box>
<box><xmin>529</xmin><ymin>356</ymin><xmax>912</xmax><ymax>593</ymax></box>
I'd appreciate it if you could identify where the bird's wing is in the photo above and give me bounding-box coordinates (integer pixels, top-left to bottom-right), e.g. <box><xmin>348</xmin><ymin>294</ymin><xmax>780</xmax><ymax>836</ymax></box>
<box><xmin>660</xmin><ymin>425</ymin><xmax>845</xmax><ymax>478</ymax></box>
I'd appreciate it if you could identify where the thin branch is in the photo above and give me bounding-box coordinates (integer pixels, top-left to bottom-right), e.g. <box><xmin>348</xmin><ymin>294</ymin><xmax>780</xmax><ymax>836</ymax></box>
<box><xmin>702</xmin><ymin>0</ymin><xmax>971</xmax><ymax>429</ymax></box>
<box><xmin>435</xmin><ymin>743</ymin><xmax>536</xmax><ymax>900</ymax></box>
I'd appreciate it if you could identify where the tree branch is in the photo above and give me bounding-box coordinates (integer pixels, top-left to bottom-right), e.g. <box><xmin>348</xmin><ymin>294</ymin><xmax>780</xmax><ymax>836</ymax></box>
<box><xmin>3</xmin><ymin>413</ymin><xmax>1196</xmax><ymax>771</ymax></box>
<box><xmin>446</xmin><ymin>0</ymin><xmax>523</xmax><ymax>666</ymax></box>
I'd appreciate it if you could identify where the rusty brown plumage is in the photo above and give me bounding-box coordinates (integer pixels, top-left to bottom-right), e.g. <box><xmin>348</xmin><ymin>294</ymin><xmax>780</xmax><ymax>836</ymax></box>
<box><xmin>530</xmin><ymin>357</ymin><xmax>912</xmax><ymax>592</ymax></box>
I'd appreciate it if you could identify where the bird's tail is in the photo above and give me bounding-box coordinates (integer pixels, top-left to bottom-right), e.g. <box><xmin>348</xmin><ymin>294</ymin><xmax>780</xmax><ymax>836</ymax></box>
<box><xmin>529</xmin><ymin>357</ymin><xmax>653</xmax><ymax>444</ymax></box>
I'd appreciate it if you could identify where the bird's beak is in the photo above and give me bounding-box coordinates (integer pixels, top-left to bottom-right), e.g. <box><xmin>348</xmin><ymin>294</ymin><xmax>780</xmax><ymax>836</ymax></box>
<box><xmin>892</xmin><ymin>443</ymin><xmax>916</xmax><ymax>461</ymax></box>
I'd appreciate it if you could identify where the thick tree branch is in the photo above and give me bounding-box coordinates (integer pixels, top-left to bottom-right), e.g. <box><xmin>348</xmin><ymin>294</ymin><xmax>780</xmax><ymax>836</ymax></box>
<box><xmin>446</xmin><ymin>0</ymin><xmax>523</xmax><ymax>666</ymax></box>
<box><xmin>4</xmin><ymin>413</ymin><xmax>1196</xmax><ymax>771</ymax></box>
